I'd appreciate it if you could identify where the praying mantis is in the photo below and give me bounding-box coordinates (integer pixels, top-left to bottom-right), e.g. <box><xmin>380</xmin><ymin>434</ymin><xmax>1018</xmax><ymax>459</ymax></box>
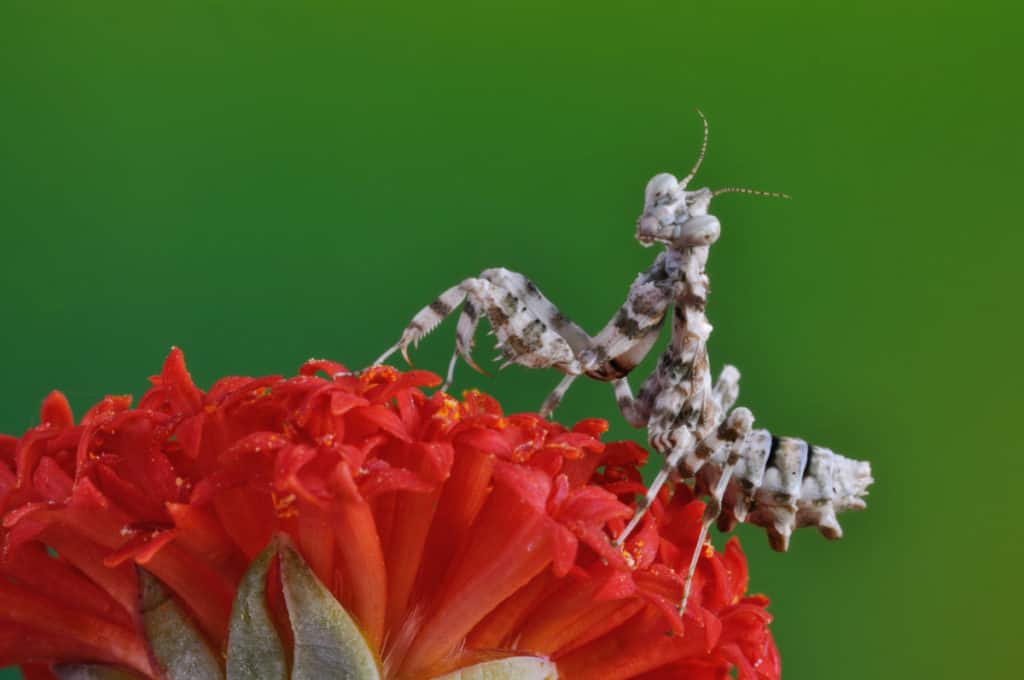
<box><xmin>368</xmin><ymin>113</ymin><xmax>872</xmax><ymax>613</ymax></box>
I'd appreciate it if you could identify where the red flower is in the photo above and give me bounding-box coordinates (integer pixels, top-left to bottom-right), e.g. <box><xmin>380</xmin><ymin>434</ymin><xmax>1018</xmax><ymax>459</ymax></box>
<box><xmin>0</xmin><ymin>349</ymin><xmax>779</xmax><ymax>679</ymax></box>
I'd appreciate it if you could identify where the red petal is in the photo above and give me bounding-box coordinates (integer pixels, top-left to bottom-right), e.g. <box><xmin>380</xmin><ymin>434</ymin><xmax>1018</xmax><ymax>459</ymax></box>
<box><xmin>212</xmin><ymin>485</ymin><xmax>277</xmax><ymax>559</ymax></box>
<box><xmin>516</xmin><ymin>569</ymin><xmax>637</xmax><ymax>655</ymax></box>
<box><xmin>723</xmin><ymin>537</ymin><xmax>749</xmax><ymax>601</ymax></box>
<box><xmin>15</xmin><ymin>429</ymin><xmax>53</xmax><ymax>489</ymax></box>
<box><xmin>550</xmin><ymin>524</ymin><xmax>578</xmax><ymax>578</ymax></box>
<box><xmin>571</xmin><ymin>418</ymin><xmax>608</xmax><ymax>438</ymax></box>
<box><xmin>364</xmin><ymin>369</ymin><xmax>441</xmax><ymax>404</ymax></box>
<box><xmin>382</xmin><ymin>485</ymin><xmax>443</xmax><ymax>636</ymax></box>
<box><xmin>299</xmin><ymin>358</ymin><xmax>349</xmax><ymax>377</ymax></box>
<box><xmin>398</xmin><ymin>463</ymin><xmax>556</xmax><ymax>676</ymax></box>
<box><xmin>143</xmin><ymin>346</ymin><xmax>203</xmax><ymax>415</ymax></box>
<box><xmin>40</xmin><ymin>391</ymin><xmax>74</xmax><ymax>430</ymax></box>
<box><xmin>466</xmin><ymin>571</ymin><xmax>556</xmax><ymax>650</ymax></box>
<box><xmin>79</xmin><ymin>395</ymin><xmax>133</xmax><ymax>427</ymax></box>
<box><xmin>0</xmin><ymin>582</ymin><xmax>151</xmax><ymax>674</ymax></box>
<box><xmin>0</xmin><ymin>434</ymin><xmax>16</xmax><ymax>461</ymax></box>
<box><xmin>454</xmin><ymin>428</ymin><xmax>512</xmax><ymax>456</ymax></box>
<box><xmin>358</xmin><ymin>459</ymin><xmax>434</xmax><ymax>500</ymax></box>
<box><xmin>0</xmin><ymin>542</ymin><xmax>127</xmax><ymax>623</ymax></box>
<box><xmin>36</xmin><ymin>525</ymin><xmax>140</xmax><ymax>614</ymax></box>
<box><xmin>330</xmin><ymin>462</ymin><xmax>388</xmax><ymax>651</ymax></box>
<box><xmin>102</xmin><ymin>529</ymin><xmax>177</xmax><ymax>567</ymax></box>
<box><xmin>166</xmin><ymin>502</ymin><xmax>245</xmax><ymax>579</ymax></box>
<box><xmin>415</xmin><ymin>443</ymin><xmax>496</xmax><ymax>607</ymax></box>
<box><xmin>625</xmin><ymin>513</ymin><xmax>660</xmax><ymax>570</ymax></box>
<box><xmin>349</xmin><ymin>405</ymin><xmax>412</xmax><ymax>442</ymax></box>
<box><xmin>32</xmin><ymin>456</ymin><xmax>73</xmax><ymax>501</ymax></box>
<box><xmin>556</xmin><ymin>608</ymin><xmax>705</xmax><ymax>680</ymax></box>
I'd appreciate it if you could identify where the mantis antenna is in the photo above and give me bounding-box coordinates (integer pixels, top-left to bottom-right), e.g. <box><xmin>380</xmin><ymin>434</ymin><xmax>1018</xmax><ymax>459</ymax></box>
<box><xmin>680</xmin><ymin>109</ymin><xmax>710</xmax><ymax>187</ymax></box>
<box><xmin>713</xmin><ymin>186</ymin><xmax>792</xmax><ymax>199</ymax></box>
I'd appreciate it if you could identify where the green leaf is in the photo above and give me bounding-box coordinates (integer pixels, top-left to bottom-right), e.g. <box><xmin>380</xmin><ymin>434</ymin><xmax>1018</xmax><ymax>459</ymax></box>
<box><xmin>279</xmin><ymin>542</ymin><xmax>381</xmax><ymax>680</ymax></box>
<box><xmin>138</xmin><ymin>568</ymin><xmax>225</xmax><ymax>680</ymax></box>
<box><xmin>429</xmin><ymin>656</ymin><xmax>558</xmax><ymax>680</ymax></box>
<box><xmin>226</xmin><ymin>540</ymin><xmax>287</xmax><ymax>680</ymax></box>
<box><xmin>52</xmin><ymin>664</ymin><xmax>144</xmax><ymax>680</ymax></box>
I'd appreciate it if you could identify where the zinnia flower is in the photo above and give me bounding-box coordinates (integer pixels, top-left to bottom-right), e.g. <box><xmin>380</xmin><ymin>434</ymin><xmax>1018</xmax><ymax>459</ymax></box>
<box><xmin>0</xmin><ymin>348</ymin><xmax>779</xmax><ymax>679</ymax></box>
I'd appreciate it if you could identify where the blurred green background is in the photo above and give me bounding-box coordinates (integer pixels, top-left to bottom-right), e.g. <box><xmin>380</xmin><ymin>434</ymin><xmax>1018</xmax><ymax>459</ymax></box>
<box><xmin>1</xmin><ymin>2</ymin><xmax>1020</xmax><ymax>678</ymax></box>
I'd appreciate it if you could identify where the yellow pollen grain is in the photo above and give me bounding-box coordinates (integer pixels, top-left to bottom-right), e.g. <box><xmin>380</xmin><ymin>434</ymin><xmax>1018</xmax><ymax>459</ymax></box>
<box><xmin>174</xmin><ymin>477</ymin><xmax>184</xmax><ymax>487</ymax></box>
<box><xmin>362</xmin><ymin>366</ymin><xmax>397</xmax><ymax>384</ymax></box>
<box><xmin>703</xmin><ymin>544</ymin><xmax>714</xmax><ymax>559</ymax></box>
<box><xmin>432</xmin><ymin>395</ymin><xmax>462</xmax><ymax>424</ymax></box>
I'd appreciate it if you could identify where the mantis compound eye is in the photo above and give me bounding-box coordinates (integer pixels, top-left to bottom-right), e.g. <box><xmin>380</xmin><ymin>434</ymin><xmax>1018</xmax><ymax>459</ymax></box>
<box><xmin>635</xmin><ymin>215</ymin><xmax>660</xmax><ymax>247</ymax></box>
<box><xmin>643</xmin><ymin>173</ymin><xmax>681</xmax><ymax>207</ymax></box>
<box><xmin>636</xmin><ymin>205</ymin><xmax>678</xmax><ymax>246</ymax></box>
<box><xmin>674</xmin><ymin>213</ymin><xmax>721</xmax><ymax>247</ymax></box>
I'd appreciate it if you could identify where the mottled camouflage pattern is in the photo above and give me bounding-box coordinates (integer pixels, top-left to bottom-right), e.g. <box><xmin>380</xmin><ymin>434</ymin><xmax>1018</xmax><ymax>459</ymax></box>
<box><xmin>369</xmin><ymin>114</ymin><xmax>873</xmax><ymax>612</ymax></box>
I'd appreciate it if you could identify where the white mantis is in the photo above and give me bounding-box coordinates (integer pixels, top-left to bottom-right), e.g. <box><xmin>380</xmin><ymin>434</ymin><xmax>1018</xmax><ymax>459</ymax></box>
<box><xmin>369</xmin><ymin>113</ymin><xmax>872</xmax><ymax>614</ymax></box>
